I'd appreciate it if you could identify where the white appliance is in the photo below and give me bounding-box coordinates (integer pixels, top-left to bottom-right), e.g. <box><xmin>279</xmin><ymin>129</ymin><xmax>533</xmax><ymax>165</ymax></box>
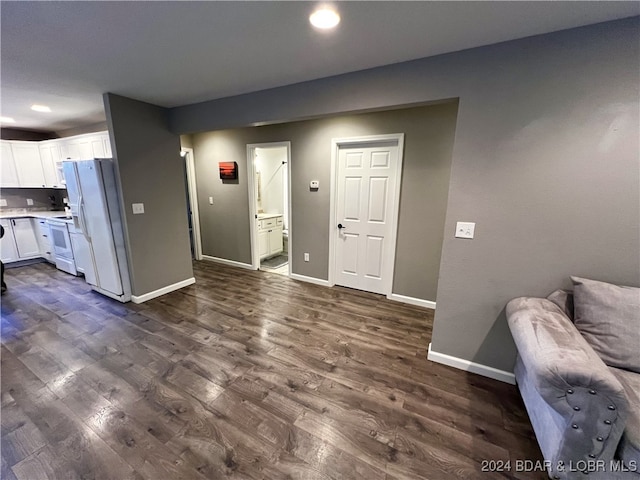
<box><xmin>47</xmin><ymin>218</ymin><xmax>77</xmax><ymax>275</ymax></box>
<box><xmin>63</xmin><ymin>159</ymin><xmax>132</xmax><ymax>302</ymax></box>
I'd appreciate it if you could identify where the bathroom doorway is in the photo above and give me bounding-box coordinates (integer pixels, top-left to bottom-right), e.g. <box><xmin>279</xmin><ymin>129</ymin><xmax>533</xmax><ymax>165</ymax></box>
<box><xmin>246</xmin><ymin>142</ymin><xmax>291</xmax><ymax>276</ymax></box>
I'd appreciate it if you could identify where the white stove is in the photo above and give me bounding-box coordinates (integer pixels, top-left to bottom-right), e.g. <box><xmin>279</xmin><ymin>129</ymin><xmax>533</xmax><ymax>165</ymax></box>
<box><xmin>46</xmin><ymin>217</ymin><xmax>77</xmax><ymax>275</ymax></box>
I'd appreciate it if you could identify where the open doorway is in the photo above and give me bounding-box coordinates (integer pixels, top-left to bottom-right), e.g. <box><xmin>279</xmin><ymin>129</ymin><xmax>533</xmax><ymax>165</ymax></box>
<box><xmin>181</xmin><ymin>147</ymin><xmax>202</xmax><ymax>260</ymax></box>
<box><xmin>247</xmin><ymin>142</ymin><xmax>291</xmax><ymax>275</ymax></box>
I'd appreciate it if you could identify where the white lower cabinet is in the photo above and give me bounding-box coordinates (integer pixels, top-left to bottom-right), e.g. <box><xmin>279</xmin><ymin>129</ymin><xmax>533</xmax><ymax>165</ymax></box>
<box><xmin>0</xmin><ymin>219</ymin><xmax>19</xmax><ymax>263</ymax></box>
<box><xmin>258</xmin><ymin>230</ymin><xmax>269</xmax><ymax>259</ymax></box>
<box><xmin>12</xmin><ymin>218</ymin><xmax>41</xmax><ymax>258</ymax></box>
<box><xmin>36</xmin><ymin>219</ymin><xmax>54</xmax><ymax>262</ymax></box>
<box><xmin>258</xmin><ymin>215</ymin><xmax>284</xmax><ymax>260</ymax></box>
<box><xmin>0</xmin><ymin>218</ymin><xmax>41</xmax><ymax>262</ymax></box>
<box><xmin>268</xmin><ymin>228</ymin><xmax>283</xmax><ymax>256</ymax></box>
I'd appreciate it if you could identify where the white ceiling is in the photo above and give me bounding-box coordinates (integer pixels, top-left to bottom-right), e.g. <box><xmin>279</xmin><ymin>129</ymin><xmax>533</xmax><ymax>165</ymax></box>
<box><xmin>1</xmin><ymin>1</ymin><xmax>638</xmax><ymax>132</ymax></box>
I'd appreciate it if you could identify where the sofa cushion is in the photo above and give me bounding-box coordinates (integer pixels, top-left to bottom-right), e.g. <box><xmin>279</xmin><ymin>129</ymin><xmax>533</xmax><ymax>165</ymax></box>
<box><xmin>609</xmin><ymin>367</ymin><xmax>640</xmax><ymax>467</ymax></box>
<box><xmin>571</xmin><ymin>276</ymin><xmax>640</xmax><ymax>373</ymax></box>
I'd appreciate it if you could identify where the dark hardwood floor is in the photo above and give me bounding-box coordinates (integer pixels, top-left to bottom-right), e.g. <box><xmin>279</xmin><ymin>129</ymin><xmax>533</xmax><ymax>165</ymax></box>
<box><xmin>1</xmin><ymin>261</ymin><xmax>544</xmax><ymax>479</ymax></box>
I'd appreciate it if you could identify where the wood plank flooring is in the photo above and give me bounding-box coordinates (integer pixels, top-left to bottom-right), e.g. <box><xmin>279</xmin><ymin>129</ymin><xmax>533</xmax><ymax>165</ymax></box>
<box><xmin>1</xmin><ymin>261</ymin><xmax>544</xmax><ymax>479</ymax></box>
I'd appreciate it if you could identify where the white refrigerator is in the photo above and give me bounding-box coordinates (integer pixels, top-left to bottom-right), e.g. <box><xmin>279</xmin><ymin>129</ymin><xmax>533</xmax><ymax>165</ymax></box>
<box><xmin>63</xmin><ymin>159</ymin><xmax>132</xmax><ymax>302</ymax></box>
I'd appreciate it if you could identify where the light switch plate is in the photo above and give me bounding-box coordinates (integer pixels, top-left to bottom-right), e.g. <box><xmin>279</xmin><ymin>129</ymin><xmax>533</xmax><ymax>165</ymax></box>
<box><xmin>455</xmin><ymin>222</ymin><xmax>475</xmax><ymax>239</ymax></box>
<box><xmin>0</xmin><ymin>199</ymin><xmax>7</xmax><ymax>207</ymax></box>
<box><xmin>132</xmin><ymin>203</ymin><xmax>145</xmax><ymax>214</ymax></box>
<box><xmin>209</xmin><ymin>196</ymin><xmax>213</xmax><ymax>205</ymax></box>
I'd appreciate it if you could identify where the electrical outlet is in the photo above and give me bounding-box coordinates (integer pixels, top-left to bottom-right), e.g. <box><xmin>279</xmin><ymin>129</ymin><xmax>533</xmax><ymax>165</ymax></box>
<box><xmin>26</xmin><ymin>199</ymin><xmax>34</xmax><ymax>206</ymax></box>
<box><xmin>304</xmin><ymin>253</ymin><xmax>310</xmax><ymax>262</ymax></box>
<box><xmin>209</xmin><ymin>196</ymin><xmax>213</xmax><ymax>205</ymax></box>
<box><xmin>0</xmin><ymin>199</ymin><xmax>7</xmax><ymax>207</ymax></box>
<box><xmin>455</xmin><ymin>222</ymin><xmax>475</xmax><ymax>239</ymax></box>
<box><xmin>132</xmin><ymin>203</ymin><xmax>145</xmax><ymax>214</ymax></box>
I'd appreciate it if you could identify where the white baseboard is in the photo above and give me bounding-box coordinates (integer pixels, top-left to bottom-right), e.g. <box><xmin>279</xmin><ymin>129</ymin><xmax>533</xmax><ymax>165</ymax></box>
<box><xmin>290</xmin><ymin>273</ymin><xmax>331</xmax><ymax>287</ymax></box>
<box><xmin>427</xmin><ymin>343</ymin><xmax>516</xmax><ymax>385</ymax></box>
<box><xmin>201</xmin><ymin>255</ymin><xmax>256</xmax><ymax>271</ymax></box>
<box><xmin>131</xmin><ymin>277</ymin><xmax>196</xmax><ymax>304</ymax></box>
<box><xmin>387</xmin><ymin>293</ymin><xmax>436</xmax><ymax>310</ymax></box>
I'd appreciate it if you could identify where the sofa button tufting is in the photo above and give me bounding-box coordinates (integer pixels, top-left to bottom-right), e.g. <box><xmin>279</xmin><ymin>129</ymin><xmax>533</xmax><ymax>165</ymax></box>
<box><xmin>608</xmin><ymin>405</ymin><xmax>616</xmax><ymax>410</ymax></box>
<box><xmin>567</xmin><ymin>389</ymin><xmax>574</xmax><ymax>394</ymax></box>
<box><xmin>604</xmin><ymin>420</ymin><xmax>612</xmax><ymax>425</ymax></box>
<box><xmin>573</xmin><ymin>406</ymin><xmax>580</xmax><ymax>411</ymax></box>
<box><xmin>589</xmin><ymin>390</ymin><xmax>596</xmax><ymax>395</ymax></box>
<box><xmin>572</xmin><ymin>424</ymin><xmax>579</xmax><ymax>429</ymax></box>
<box><xmin>596</xmin><ymin>436</ymin><xmax>603</xmax><ymax>442</ymax></box>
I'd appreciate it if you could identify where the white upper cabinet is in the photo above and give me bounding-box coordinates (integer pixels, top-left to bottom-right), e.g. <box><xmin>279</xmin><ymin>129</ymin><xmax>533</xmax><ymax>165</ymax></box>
<box><xmin>102</xmin><ymin>133</ymin><xmax>112</xmax><ymax>157</ymax></box>
<box><xmin>77</xmin><ymin>138</ymin><xmax>95</xmax><ymax>159</ymax></box>
<box><xmin>39</xmin><ymin>141</ymin><xmax>65</xmax><ymax>188</ymax></box>
<box><xmin>90</xmin><ymin>135</ymin><xmax>106</xmax><ymax>158</ymax></box>
<box><xmin>0</xmin><ymin>140</ymin><xmax>20</xmax><ymax>187</ymax></box>
<box><xmin>60</xmin><ymin>141</ymin><xmax>81</xmax><ymax>161</ymax></box>
<box><xmin>60</xmin><ymin>132</ymin><xmax>109</xmax><ymax>160</ymax></box>
<box><xmin>1</xmin><ymin>131</ymin><xmax>111</xmax><ymax>188</ymax></box>
<box><xmin>11</xmin><ymin>141</ymin><xmax>46</xmax><ymax>188</ymax></box>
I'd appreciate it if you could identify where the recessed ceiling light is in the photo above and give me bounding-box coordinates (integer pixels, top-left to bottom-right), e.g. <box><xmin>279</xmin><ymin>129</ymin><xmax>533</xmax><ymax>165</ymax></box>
<box><xmin>310</xmin><ymin>7</ymin><xmax>340</xmax><ymax>30</ymax></box>
<box><xmin>0</xmin><ymin>116</ymin><xmax>16</xmax><ymax>123</ymax></box>
<box><xmin>31</xmin><ymin>104</ymin><xmax>51</xmax><ymax>113</ymax></box>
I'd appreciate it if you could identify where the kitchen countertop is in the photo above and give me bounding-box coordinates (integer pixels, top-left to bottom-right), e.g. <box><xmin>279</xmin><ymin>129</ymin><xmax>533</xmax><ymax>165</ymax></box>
<box><xmin>0</xmin><ymin>211</ymin><xmax>70</xmax><ymax>220</ymax></box>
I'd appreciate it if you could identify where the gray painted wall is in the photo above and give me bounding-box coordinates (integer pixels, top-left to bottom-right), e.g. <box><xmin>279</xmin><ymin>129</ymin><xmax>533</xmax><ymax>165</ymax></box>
<box><xmin>56</xmin><ymin>121</ymin><xmax>109</xmax><ymax>138</ymax></box>
<box><xmin>192</xmin><ymin>102</ymin><xmax>459</xmax><ymax>302</ymax></box>
<box><xmin>180</xmin><ymin>134</ymin><xmax>194</xmax><ymax>149</ymax></box>
<box><xmin>104</xmin><ymin>93</ymin><xmax>194</xmax><ymax>297</ymax></box>
<box><xmin>1</xmin><ymin>128</ymin><xmax>56</xmax><ymax>141</ymax></box>
<box><xmin>173</xmin><ymin>18</ymin><xmax>639</xmax><ymax>373</ymax></box>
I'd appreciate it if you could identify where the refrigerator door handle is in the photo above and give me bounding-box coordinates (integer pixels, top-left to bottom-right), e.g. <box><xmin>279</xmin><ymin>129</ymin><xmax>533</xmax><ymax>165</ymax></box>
<box><xmin>78</xmin><ymin>194</ymin><xmax>91</xmax><ymax>242</ymax></box>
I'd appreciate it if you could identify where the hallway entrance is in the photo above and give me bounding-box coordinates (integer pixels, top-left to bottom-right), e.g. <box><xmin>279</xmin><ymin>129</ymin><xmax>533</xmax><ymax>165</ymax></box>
<box><xmin>247</xmin><ymin>142</ymin><xmax>291</xmax><ymax>276</ymax></box>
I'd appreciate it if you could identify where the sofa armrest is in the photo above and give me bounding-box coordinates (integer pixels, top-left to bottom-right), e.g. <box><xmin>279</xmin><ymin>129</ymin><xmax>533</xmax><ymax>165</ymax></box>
<box><xmin>507</xmin><ymin>297</ymin><xmax>630</xmax><ymax>472</ymax></box>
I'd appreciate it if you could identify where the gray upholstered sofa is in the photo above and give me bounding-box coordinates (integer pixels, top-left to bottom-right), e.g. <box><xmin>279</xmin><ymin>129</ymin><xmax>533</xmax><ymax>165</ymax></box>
<box><xmin>507</xmin><ymin>276</ymin><xmax>639</xmax><ymax>480</ymax></box>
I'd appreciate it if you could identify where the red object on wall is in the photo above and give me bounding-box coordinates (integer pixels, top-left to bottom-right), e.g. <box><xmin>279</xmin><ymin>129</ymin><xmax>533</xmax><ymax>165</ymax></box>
<box><xmin>219</xmin><ymin>162</ymin><xmax>238</xmax><ymax>180</ymax></box>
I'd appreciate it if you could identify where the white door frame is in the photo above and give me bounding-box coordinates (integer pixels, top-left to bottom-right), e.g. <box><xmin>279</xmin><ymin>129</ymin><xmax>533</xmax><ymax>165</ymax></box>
<box><xmin>183</xmin><ymin>148</ymin><xmax>203</xmax><ymax>261</ymax></box>
<box><xmin>246</xmin><ymin>141</ymin><xmax>292</xmax><ymax>272</ymax></box>
<box><xmin>328</xmin><ymin>133</ymin><xmax>405</xmax><ymax>296</ymax></box>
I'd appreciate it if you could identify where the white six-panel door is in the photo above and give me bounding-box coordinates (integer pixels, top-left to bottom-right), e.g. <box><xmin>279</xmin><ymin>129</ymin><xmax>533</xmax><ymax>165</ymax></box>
<box><xmin>333</xmin><ymin>136</ymin><xmax>403</xmax><ymax>294</ymax></box>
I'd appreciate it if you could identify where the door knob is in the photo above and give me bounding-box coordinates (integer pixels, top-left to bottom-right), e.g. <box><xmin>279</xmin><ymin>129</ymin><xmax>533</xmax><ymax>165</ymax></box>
<box><xmin>337</xmin><ymin>223</ymin><xmax>345</xmax><ymax>230</ymax></box>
